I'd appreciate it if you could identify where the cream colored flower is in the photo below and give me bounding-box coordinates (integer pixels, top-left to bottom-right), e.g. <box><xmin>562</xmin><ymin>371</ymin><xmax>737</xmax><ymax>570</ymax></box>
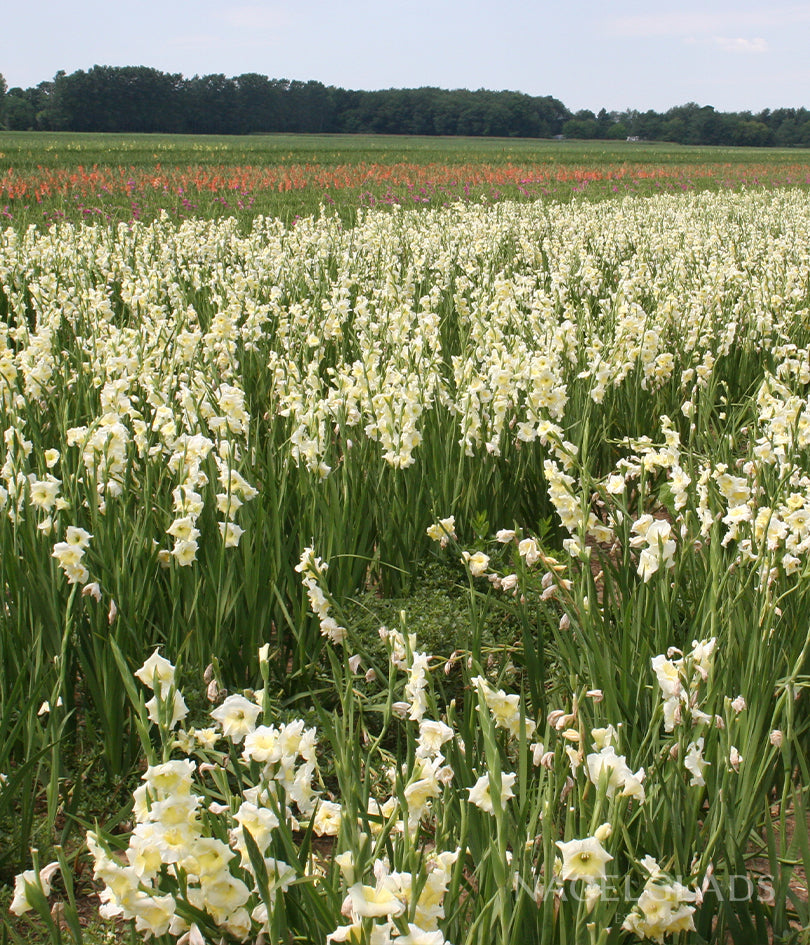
<box><xmin>219</xmin><ymin>521</ymin><xmax>244</xmax><ymax>547</ymax></box>
<box><xmin>426</xmin><ymin>516</ymin><xmax>456</xmax><ymax>547</ymax></box>
<box><xmin>312</xmin><ymin>800</ymin><xmax>343</xmax><ymax>837</ymax></box>
<box><xmin>9</xmin><ymin>862</ymin><xmax>60</xmax><ymax>915</ymax></box>
<box><xmin>467</xmin><ymin>771</ymin><xmax>516</xmax><ymax>814</ymax></box>
<box><xmin>145</xmin><ymin>690</ymin><xmax>188</xmax><ymax>729</ymax></box>
<box><xmin>210</xmin><ymin>694</ymin><xmax>262</xmax><ymax>743</ymax></box>
<box><xmin>556</xmin><ymin>836</ymin><xmax>613</xmax><ymax>882</ymax></box>
<box><xmin>346</xmin><ymin>881</ymin><xmax>405</xmax><ymax>918</ymax></box>
<box><xmin>417</xmin><ymin>719</ymin><xmax>454</xmax><ymax>757</ymax></box>
<box><xmin>134</xmin><ymin>649</ymin><xmax>176</xmax><ymax>694</ymax></box>
<box><xmin>463</xmin><ymin>550</ymin><xmax>490</xmax><ymax>576</ymax></box>
<box><xmin>684</xmin><ymin>737</ymin><xmax>709</xmax><ymax>787</ymax></box>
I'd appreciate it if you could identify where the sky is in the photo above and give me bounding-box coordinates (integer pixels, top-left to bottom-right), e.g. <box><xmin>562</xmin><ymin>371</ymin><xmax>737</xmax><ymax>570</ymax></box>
<box><xmin>3</xmin><ymin>0</ymin><xmax>810</xmax><ymax>114</ymax></box>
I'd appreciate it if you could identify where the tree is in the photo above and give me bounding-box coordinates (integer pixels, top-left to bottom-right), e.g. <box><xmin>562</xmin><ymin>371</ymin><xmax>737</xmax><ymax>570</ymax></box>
<box><xmin>606</xmin><ymin>121</ymin><xmax>628</xmax><ymax>140</ymax></box>
<box><xmin>8</xmin><ymin>68</ymin><xmax>810</xmax><ymax>145</ymax></box>
<box><xmin>287</xmin><ymin>80</ymin><xmax>332</xmax><ymax>133</ymax></box>
<box><xmin>24</xmin><ymin>77</ymin><xmax>60</xmax><ymax>129</ymax></box>
<box><xmin>733</xmin><ymin>120</ymin><xmax>772</xmax><ymax>147</ymax></box>
<box><xmin>4</xmin><ymin>90</ymin><xmax>35</xmax><ymax>129</ymax></box>
<box><xmin>596</xmin><ymin>108</ymin><xmax>613</xmax><ymax>138</ymax></box>
<box><xmin>182</xmin><ymin>74</ymin><xmax>239</xmax><ymax>134</ymax></box>
<box><xmin>234</xmin><ymin>73</ymin><xmax>284</xmax><ymax>133</ymax></box>
<box><xmin>532</xmin><ymin>96</ymin><xmax>570</xmax><ymax>136</ymax></box>
<box><xmin>0</xmin><ymin>73</ymin><xmax>6</xmax><ymax>129</ymax></box>
<box><xmin>563</xmin><ymin>116</ymin><xmax>599</xmax><ymax>139</ymax></box>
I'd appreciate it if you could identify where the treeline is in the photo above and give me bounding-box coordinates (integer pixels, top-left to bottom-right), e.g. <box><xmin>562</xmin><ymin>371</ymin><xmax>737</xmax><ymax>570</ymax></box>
<box><xmin>2</xmin><ymin>66</ymin><xmax>810</xmax><ymax>146</ymax></box>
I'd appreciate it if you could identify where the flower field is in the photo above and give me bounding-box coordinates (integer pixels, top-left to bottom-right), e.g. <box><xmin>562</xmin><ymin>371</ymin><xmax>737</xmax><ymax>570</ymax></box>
<box><xmin>1</xmin><ymin>174</ymin><xmax>810</xmax><ymax>944</ymax></box>
<box><xmin>3</xmin><ymin>132</ymin><xmax>810</xmax><ymax>227</ymax></box>
<box><xmin>3</xmin><ymin>157</ymin><xmax>810</xmax><ymax>225</ymax></box>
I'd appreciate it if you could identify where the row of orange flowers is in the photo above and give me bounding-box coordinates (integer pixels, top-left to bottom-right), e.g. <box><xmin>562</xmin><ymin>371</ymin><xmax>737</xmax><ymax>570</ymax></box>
<box><xmin>4</xmin><ymin>161</ymin><xmax>810</xmax><ymax>203</ymax></box>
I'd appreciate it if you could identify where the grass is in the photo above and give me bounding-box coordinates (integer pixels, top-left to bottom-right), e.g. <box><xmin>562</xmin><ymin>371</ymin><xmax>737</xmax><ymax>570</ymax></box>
<box><xmin>3</xmin><ymin>132</ymin><xmax>809</xmax><ymax>169</ymax></box>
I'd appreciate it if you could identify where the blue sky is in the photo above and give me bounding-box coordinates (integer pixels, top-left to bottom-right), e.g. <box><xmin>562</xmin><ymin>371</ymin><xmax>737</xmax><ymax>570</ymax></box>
<box><xmin>3</xmin><ymin>0</ymin><xmax>810</xmax><ymax>113</ymax></box>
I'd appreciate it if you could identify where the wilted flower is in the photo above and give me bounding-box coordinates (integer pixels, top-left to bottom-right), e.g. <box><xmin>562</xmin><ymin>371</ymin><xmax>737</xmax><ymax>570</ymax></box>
<box><xmin>731</xmin><ymin>695</ymin><xmax>746</xmax><ymax>714</ymax></box>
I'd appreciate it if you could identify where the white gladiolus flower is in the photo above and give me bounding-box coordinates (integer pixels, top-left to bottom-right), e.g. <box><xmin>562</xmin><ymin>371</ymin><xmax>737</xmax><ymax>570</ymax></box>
<box><xmin>467</xmin><ymin>771</ymin><xmax>516</xmax><ymax>813</ymax></box>
<box><xmin>180</xmin><ymin>838</ymin><xmax>235</xmax><ymax>880</ymax></box>
<box><xmin>327</xmin><ymin>923</ymin><xmax>365</xmax><ymax>944</ymax></box>
<box><xmin>586</xmin><ymin>746</ymin><xmax>645</xmax><ymax>801</ymax></box>
<box><xmin>171</xmin><ymin>538</ymin><xmax>199</xmax><ymax>566</ymax></box>
<box><xmin>218</xmin><ymin>521</ymin><xmax>244</xmax><ymax>547</ymax></box>
<box><xmin>463</xmin><ymin>550</ymin><xmax>490</xmax><ymax>576</ymax></box>
<box><xmin>417</xmin><ymin>719</ymin><xmax>454</xmax><ymax>757</ymax></box>
<box><xmin>395</xmin><ymin>924</ymin><xmax>448</xmax><ymax>945</ymax></box>
<box><xmin>9</xmin><ymin>862</ymin><xmax>60</xmax><ymax>915</ymax></box>
<box><xmin>232</xmin><ymin>802</ymin><xmax>280</xmax><ymax>860</ymax></box>
<box><xmin>426</xmin><ymin>516</ymin><xmax>456</xmax><ymax>547</ymax></box>
<box><xmin>473</xmin><ymin>675</ymin><xmax>537</xmax><ymax>738</ymax></box>
<box><xmin>210</xmin><ymin>694</ymin><xmax>262</xmax><ymax>742</ymax></box>
<box><xmin>684</xmin><ymin>738</ymin><xmax>710</xmax><ymax>787</ymax></box>
<box><xmin>143</xmin><ymin>759</ymin><xmax>196</xmax><ymax>797</ymax></box>
<box><xmin>51</xmin><ymin>542</ymin><xmax>84</xmax><ymax>568</ymax></box>
<box><xmin>312</xmin><ymin>800</ymin><xmax>343</xmax><ymax>836</ymax></box>
<box><xmin>346</xmin><ymin>881</ymin><xmax>405</xmax><ymax>918</ymax></box>
<box><xmin>145</xmin><ymin>690</ymin><xmax>189</xmax><ymax>730</ymax></box>
<box><xmin>651</xmin><ymin>655</ymin><xmax>681</xmax><ymax>700</ymax></box>
<box><xmin>518</xmin><ymin>537</ymin><xmax>541</xmax><ymax>566</ymax></box>
<box><xmin>556</xmin><ymin>836</ymin><xmax>613</xmax><ymax>882</ymax></box>
<box><xmin>28</xmin><ymin>476</ymin><xmax>61</xmax><ymax>510</ymax></box>
<box><xmin>135</xmin><ymin>649</ymin><xmax>176</xmax><ymax>694</ymax></box>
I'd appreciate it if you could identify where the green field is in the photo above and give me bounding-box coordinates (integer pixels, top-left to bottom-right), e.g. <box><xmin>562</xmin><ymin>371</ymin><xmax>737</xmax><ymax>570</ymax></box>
<box><xmin>1</xmin><ymin>131</ymin><xmax>808</xmax><ymax>167</ymax></box>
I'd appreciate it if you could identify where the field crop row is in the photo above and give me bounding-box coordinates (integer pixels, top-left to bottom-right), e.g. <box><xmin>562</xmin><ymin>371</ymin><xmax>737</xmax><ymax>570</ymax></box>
<box><xmin>2</xmin><ymin>133</ymin><xmax>810</xmax><ymax>227</ymax></box>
